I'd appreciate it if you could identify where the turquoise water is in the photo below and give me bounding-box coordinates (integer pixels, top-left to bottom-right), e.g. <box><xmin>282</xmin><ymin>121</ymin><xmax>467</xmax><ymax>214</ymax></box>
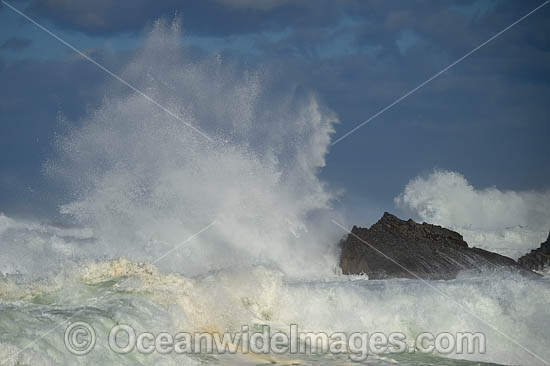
<box><xmin>2</xmin><ymin>18</ymin><xmax>548</xmax><ymax>366</ymax></box>
<box><xmin>1</xmin><ymin>260</ymin><xmax>549</xmax><ymax>366</ymax></box>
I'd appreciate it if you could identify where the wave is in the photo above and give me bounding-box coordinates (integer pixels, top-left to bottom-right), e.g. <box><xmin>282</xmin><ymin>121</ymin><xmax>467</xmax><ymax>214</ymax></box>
<box><xmin>1</xmin><ymin>19</ymin><xmax>550</xmax><ymax>366</ymax></box>
<box><xmin>395</xmin><ymin>170</ymin><xmax>550</xmax><ymax>259</ymax></box>
<box><xmin>42</xmin><ymin>18</ymin><xmax>341</xmax><ymax>278</ymax></box>
<box><xmin>2</xmin><ymin>259</ymin><xmax>550</xmax><ymax>365</ymax></box>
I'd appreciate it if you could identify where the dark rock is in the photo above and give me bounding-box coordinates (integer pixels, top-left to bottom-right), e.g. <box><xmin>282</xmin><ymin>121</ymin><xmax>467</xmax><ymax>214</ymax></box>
<box><xmin>518</xmin><ymin>232</ymin><xmax>550</xmax><ymax>272</ymax></box>
<box><xmin>339</xmin><ymin>212</ymin><xmax>525</xmax><ymax>280</ymax></box>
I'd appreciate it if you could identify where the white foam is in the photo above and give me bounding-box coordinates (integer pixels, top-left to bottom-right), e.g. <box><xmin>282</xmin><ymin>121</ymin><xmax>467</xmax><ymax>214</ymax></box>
<box><xmin>42</xmin><ymin>19</ymin><xmax>342</xmax><ymax>277</ymax></box>
<box><xmin>1</xmin><ymin>19</ymin><xmax>549</xmax><ymax>366</ymax></box>
<box><xmin>395</xmin><ymin>170</ymin><xmax>550</xmax><ymax>259</ymax></box>
<box><xmin>0</xmin><ymin>213</ymin><xmax>92</xmax><ymax>276</ymax></box>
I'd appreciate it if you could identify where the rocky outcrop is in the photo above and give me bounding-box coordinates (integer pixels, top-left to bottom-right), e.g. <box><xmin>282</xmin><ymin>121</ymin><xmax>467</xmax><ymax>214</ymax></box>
<box><xmin>339</xmin><ymin>212</ymin><xmax>524</xmax><ymax>280</ymax></box>
<box><xmin>518</xmin><ymin>232</ymin><xmax>550</xmax><ymax>273</ymax></box>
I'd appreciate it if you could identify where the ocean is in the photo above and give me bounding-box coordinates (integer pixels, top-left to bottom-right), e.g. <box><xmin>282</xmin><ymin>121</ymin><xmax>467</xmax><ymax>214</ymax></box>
<box><xmin>1</xmin><ymin>19</ymin><xmax>549</xmax><ymax>366</ymax></box>
<box><xmin>2</xmin><ymin>258</ymin><xmax>550</xmax><ymax>365</ymax></box>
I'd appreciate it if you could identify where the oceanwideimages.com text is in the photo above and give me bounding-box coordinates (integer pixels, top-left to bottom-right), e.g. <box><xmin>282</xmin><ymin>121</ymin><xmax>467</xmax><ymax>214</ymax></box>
<box><xmin>65</xmin><ymin>322</ymin><xmax>486</xmax><ymax>361</ymax></box>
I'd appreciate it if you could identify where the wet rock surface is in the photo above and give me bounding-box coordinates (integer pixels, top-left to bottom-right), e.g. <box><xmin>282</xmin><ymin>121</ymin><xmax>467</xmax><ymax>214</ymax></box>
<box><xmin>339</xmin><ymin>212</ymin><xmax>524</xmax><ymax>280</ymax></box>
<box><xmin>518</xmin><ymin>232</ymin><xmax>550</xmax><ymax>273</ymax></box>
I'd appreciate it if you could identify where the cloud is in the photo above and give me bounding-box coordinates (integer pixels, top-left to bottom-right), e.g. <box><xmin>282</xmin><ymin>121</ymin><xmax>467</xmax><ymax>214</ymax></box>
<box><xmin>25</xmin><ymin>0</ymin><xmax>168</xmax><ymax>35</ymax></box>
<box><xmin>216</xmin><ymin>0</ymin><xmax>291</xmax><ymax>11</ymax></box>
<box><xmin>0</xmin><ymin>37</ymin><xmax>32</xmax><ymax>52</ymax></box>
<box><xmin>395</xmin><ymin>170</ymin><xmax>550</xmax><ymax>259</ymax></box>
<box><xmin>20</xmin><ymin>0</ymin><xmax>453</xmax><ymax>37</ymax></box>
<box><xmin>1</xmin><ymin>0</ymin><xmax>548</xmax><ymax>226</ymax></box>
<box><xmin>24</xmin><ymin>0</ymin><xmax>304</xmax><ymax>35</ymax></box>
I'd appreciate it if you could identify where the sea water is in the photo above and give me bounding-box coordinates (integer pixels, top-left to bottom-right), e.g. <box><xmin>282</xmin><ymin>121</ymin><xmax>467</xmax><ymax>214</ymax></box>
<box><xmin>1</xmin><ymin>19</ymin><xmax>549</xmax><ymax>366</ymax></box>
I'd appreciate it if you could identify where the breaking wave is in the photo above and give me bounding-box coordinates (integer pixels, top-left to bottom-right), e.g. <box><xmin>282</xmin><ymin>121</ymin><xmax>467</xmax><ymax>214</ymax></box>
<box><xmin>43</xmin><ymin>19</ymin><xmax>341</xmax><ymax>278</ymax></box>
<box><xmin>395</xmin><ymin>170</ymin><xmax>550</xmax><ymax>259</ymax></box>
<box><xmin>1</xmin><ymin>19</ymin><xmax>550</xmax><ymax>366</ymax></box>
<box><xmin>2</xmin><ymin>259</ymin><xmax>550</xmax><ymax>365</ymax></box>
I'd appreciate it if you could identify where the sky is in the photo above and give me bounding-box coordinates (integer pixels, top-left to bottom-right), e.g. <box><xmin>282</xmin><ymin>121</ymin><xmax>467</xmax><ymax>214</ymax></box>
<box><xmin>0</xmin><ymin>0</ymin><xmax>549</xmax><ymax>226</ymax></box>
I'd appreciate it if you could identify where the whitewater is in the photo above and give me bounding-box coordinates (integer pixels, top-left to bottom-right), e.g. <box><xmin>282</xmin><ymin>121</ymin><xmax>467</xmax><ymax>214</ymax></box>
<box><xmin>1</xmin><ymin>20</ymin><xmax>549</xmax><ymax>366</ymax></box>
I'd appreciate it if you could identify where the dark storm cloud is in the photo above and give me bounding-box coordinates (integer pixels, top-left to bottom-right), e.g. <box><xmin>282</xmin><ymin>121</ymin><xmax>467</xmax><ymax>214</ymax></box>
<box><xmin>19</xmin><ymin>0</ymin><xmax>479</xmax><ymax>37</ymax></box>
<box><xmin>23</xmin><ymin>0</ymin><xmax>339</xmax><ymax>36</ymax></box>
<box><xmin>0</xmin><ymin>37</ymin><xmax>32</xmax><ymax>51</ymax></box>
<box><xmin>0</xmin><ymin>0</ymin><xmax>548</xmax><ymax>223</ymax></box>
<box><xmin>240</xmin><ymin>0</ymin><xmax>550</xmax><ymax>217</ymax></box>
